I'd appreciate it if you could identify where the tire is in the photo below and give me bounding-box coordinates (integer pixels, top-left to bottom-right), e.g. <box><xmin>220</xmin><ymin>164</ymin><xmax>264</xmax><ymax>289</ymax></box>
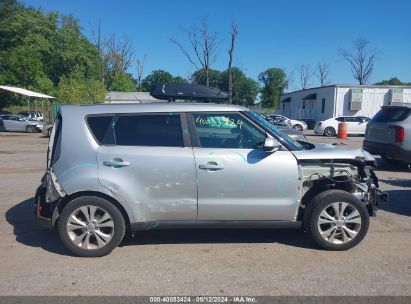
<box><xmin>304</xmin><ymin>189</ymin><xmax>369</xmax><ymax>251</ymax></box>
<box><xmin>26</xmin><ymin>125</ymin><xmax>36</xmax><ymax>133</ymax></box>
<box><xmin>58</xmin><ymin>196</ymin><xmax>126</xmax><ymax>257</ymax></box>
<box><xmin>47</xmin><ymin>128</ymin><xmax>52</xmax><ymax>137</ymax></box>
<box><xmin>323</xmin><ymin>126</ymin><xmax>336</xmax><ymax>137</ymax></box>
<box><xmin>293</xmin><ymin>124</ymin><xmax>303</xmax><ymax>131</ymax></box>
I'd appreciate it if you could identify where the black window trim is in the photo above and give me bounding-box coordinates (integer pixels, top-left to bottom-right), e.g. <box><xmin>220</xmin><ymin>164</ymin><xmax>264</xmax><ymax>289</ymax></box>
<box><xmin>50</xmin><ymin>113</ymin><xmax>63</xmax><ymax>166</ymax></box>
<box><xmin>86</xmin><ymin>112</ymin><xmax>189</xmax><ymax>148</ymax></box>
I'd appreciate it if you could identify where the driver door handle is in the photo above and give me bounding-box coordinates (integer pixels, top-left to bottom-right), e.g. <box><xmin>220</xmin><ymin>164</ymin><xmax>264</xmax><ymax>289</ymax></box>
<box><xmin>199</xmin><ymin>162</ymin><xmax>224</xmax><ymax>171</ymax></box>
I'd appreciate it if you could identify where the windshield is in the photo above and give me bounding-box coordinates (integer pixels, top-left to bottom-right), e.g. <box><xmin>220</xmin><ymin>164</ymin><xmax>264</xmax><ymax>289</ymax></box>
<box><xmin>245</xmin><ymin>111</ymin><xmax>304</xmax><ymax>151</ymax></box>
<box><xmin>373</xmin><ymin>107</ymin><xmax>410</xmax><ymax>122</ymax></box>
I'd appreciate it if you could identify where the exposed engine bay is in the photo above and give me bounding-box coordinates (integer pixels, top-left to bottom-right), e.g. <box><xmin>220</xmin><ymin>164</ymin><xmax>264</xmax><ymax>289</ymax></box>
<box><xmin>299</xmin><ymin>157</ymin><xmax>388</xmax><ymax>217</ymax></box>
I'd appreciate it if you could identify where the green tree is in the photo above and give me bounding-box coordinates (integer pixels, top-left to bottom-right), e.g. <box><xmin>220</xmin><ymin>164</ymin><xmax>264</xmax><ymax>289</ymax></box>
<box><xmin>220</xmin><ymin>67</ymin><xmax>259</xmax><ymax>106</ymax></box>
<box><xmin>172</xmin><ymin>76</ymin><xmax>188</xmax><ymax>84</ymax></box>
<box><xmin>192</xmin><ymin>69</ymin><xmax>222</xmax><ymax>88</ymax></box>
<box><xmin>258</xmin><ymin>68</ymin><xmax>288</xmax><ymax>108</ymax></box>
<box><xmin>108</xmin><ymin>71</ymin><xmax>136</xmax><ymax>91</ymax></box>
<box><xmin>56</xmin><ymin>68</ymin><xmax>106</xmax><ymax>104</ymax></box>
<box><xmin>375</xmin><ymin>77</ymin><xmax>411</xmax><ymax>85</ymax></box>
<box><xmin>0</xmin><ymin>0</ymin><xmax>102</xmax><ymax>106</ymax></box>
<box><xmin>141</xmin><ymin>70</ymin><xmax>174</xmax><ymax>91</ymax></box>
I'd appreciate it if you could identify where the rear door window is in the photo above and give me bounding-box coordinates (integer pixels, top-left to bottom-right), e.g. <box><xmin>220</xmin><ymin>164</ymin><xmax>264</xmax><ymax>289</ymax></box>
<box><xmin>372</xmin><ymin>107</ymin><xmax>411</xmax><ymax>122</ymax></box>
<box><xmin>113</xmin><ymin>114</ymin><xmax>184</xmax><ymax>147</ymax></box>
<box><xmin>344</xmin><ymin>117</ymin><xmax>357</xmax><ymax>122</ymax></box>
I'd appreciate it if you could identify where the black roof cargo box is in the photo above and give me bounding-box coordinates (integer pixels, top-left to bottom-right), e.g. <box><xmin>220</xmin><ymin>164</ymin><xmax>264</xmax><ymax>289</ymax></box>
<box><xmin>150</xmin><ymin>83</ymin><xmax>229</xmax><ymax>101</ymax></box>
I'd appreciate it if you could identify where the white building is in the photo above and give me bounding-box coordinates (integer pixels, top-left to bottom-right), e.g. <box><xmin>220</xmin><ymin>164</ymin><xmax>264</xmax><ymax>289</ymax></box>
<box><xmin>278</xmin><ymin>85</ymin><xmax>411</xmax><ymax>123</ymax></box>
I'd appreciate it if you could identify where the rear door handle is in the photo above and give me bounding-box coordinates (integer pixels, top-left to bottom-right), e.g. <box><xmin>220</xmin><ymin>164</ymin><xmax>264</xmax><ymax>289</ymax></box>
<box><xmin>199</xmin><ymin>162</ymin><xmax>224</xmax><ymax>171</ymax></box>
<box><xmin>103</xmin><ymin>158</ymin><xmax>130</xmax><ymax>168</ymax></box>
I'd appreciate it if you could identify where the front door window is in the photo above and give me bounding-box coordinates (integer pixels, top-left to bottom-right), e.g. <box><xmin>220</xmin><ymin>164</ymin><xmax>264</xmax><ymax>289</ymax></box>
<box><xmin>191</xmin><ymin>113</ymin><xmax>266</xmax><ymax>149</ymax></box>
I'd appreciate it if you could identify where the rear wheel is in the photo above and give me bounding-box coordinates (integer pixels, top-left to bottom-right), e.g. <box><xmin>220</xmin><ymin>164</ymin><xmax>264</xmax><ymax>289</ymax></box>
<box><xmin>26</xmin><ymin>125</ymin><xmax>36</xmax><ymax>133</ymax></box>
<box><xmin>304</xmin><ymin>190</ymin><xmax>369</xmax><ymax>250</ymax></box>
<box><xmin>58</xmin><ymin>196</ymin><xmax>126</xmax><ymax>257</ymax></box>
<box><xmin>293</xmin><ymin>124</ymin><xmax>303</xmax><ymax>131</ymax></box>
<box><xmin>323</xmin><ymin>127</ymin><xmax>336</xmax><ymax>137</ymax></box>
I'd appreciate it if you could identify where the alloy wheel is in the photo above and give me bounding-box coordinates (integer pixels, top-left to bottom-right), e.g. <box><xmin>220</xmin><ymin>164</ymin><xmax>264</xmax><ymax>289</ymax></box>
<box><xmin>26</xmin><ymin>125</ymin><xmax>35</xmax><ymax>133</ymax></box>
<box><xmin>324</xmin><ymin>127</ymin><xmax>335</xmax><ymax>136</ymax></box>
<box><xmin>317</xmin><ymin>202</ymin><xmax>362</xmax><ymax>244</ymax></box>
<box><xmin>66</xmin><ymin>205</ymin><xmax>115</xmax><ymax>250</ymax></box>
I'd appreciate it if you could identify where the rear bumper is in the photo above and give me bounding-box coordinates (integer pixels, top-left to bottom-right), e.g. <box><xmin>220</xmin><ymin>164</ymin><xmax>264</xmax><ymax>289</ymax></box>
<box><xmin>313</xmin><ymin>127</ymin><xmax>323</xmax><ymax>134</ymax></box>
<box><xmin>363</xmin><ymin>140</ymin><xmax>411</xmax><ymax>163</ymax></box>
<box><xmin>34</xmin><ymin>184</ymin><xmax>56</xmax><ymax>230</ymax></box>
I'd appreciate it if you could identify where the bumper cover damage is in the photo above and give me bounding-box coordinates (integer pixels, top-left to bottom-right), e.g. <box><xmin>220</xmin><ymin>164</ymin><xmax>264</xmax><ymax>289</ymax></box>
<box><xmin>34</xmin><ymin>170</ymin><xmax>65</xmax><ymax>230</ymax></box>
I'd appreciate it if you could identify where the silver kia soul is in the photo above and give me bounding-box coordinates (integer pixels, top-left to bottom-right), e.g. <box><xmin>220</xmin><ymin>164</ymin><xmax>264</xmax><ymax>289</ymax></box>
<box><xmin>35</xmin><ymin>103</ymin><xmax>387</xmax><ymax>257</ymax></box>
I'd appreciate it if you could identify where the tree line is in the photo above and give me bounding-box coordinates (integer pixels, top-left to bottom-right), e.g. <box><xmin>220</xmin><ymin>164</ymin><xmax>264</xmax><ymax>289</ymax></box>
<box><xmin>0</xmin><ymin>0</ymin><xmax>408</xmax><ymax>111</ymax></box>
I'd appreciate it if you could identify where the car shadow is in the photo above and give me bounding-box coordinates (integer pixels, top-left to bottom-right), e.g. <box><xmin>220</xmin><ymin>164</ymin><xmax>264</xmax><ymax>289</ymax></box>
<box><xmin>375</xmin><ymin>158</ymin><xmax>410</xmax><ymax>173</ymax></box>
<box><xmin>380</xmin><ymin>178</ymin><xmax>411</xmax><ymax>187</ymax></box>
<box><xmin>122</xmin><ymin>228</ymin><xmax>315</xmax><ymax>249</ymax></box>
<box><xmin>7</xmin><ymin>198</ymin><xmax>316</xmax><ymax>255</ymax></box>
<box><xmin>5</xmin><ymin>197</ymin><xmax>71</xmax><ymax>256</ymax></box>
<box><xmin>380</xmin><ymin>189</ymin><xmax>411</xmax><ymax>217</ymax></box>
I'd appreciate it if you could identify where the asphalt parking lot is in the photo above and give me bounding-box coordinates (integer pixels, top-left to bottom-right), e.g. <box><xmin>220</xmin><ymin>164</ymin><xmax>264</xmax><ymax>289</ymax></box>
<box><xmin>0</xmin><ymin>131</ymin><xmax>410</xmax><ymax>296</ymax></box>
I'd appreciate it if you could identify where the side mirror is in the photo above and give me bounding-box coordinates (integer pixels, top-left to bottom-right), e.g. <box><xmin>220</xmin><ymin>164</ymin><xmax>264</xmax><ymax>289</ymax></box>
<box><xmin>263</xmin><ymin>137</ymin><xmax>281</xmax><ymax>152</ymax></box>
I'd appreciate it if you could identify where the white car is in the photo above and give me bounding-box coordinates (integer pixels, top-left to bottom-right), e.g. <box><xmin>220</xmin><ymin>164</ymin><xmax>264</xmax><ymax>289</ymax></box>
<box><xmin>314</xmin><ymin>116</ymin><xmax>371</xmax><ymax>137</ymax></box>
<box><xmin>18</xmin><ymin>111</ymin><xmax>44</xmax><ymax>121</ymax></box>
<box><xmin>267</xmin><ymin>115</ymin><xmax>308</xmax><ymax>131</ymax></box>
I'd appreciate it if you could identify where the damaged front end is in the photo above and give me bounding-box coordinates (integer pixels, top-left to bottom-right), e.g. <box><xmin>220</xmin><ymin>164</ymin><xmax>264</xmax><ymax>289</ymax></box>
<box><xmin>350</xmin><ymin>157</ymin><xmax>388</xmax><ymax>216</ymax></box>
<box><xmin>298</xmin><ymin>150</ymin><xmax>388</xmax><ymax>217</ymax></box>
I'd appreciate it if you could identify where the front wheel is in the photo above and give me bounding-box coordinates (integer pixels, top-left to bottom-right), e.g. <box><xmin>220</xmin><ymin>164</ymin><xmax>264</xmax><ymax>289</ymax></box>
<box><xmin>58</xmin><ymin>196</ymin><xmax>126</xmax><ymax>257</ymax></box>
<box><xmin>304</xmin><ymin>190</ymin><xmax>369</xmax><ymax>250</ymax></box>
<box><xmin>26</xmin><ymin>125</ymin><xmax>36</xmax><ymax>133</ymax></box>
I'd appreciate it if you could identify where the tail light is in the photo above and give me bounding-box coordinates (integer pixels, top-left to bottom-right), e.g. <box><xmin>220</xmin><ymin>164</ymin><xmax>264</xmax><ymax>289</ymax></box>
<box><xmin>318</xmin><ymin>122</ymin><xmax>322</xmax><ymax>126</ymax></box>
<box><xmin>391</xmin><ymin>126</ymin><xmax>404</xmax><ymax>143</ymax></box>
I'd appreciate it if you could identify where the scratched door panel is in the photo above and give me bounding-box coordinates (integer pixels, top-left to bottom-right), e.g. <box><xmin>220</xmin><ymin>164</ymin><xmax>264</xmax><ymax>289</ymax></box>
<box><xmin>194</xmin><ymin>148</ymin><xmax>300</xmax><ymax>221</ymax></box>
<box><xmin>189</xmin><ymin>111</ymin><xmax>300</xmax><ymax>221</ymax></box>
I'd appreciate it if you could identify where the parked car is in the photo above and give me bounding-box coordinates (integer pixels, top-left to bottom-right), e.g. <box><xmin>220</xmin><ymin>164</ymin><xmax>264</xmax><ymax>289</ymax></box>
<box><xmin>18</xmin><ymin>111</ymin><xmax>44</xmax><ymax>121</ymax></box>
<box><xmin>35</xmin><ymin>103</ymin><xmax>386</xmax><ymax>257</ymax></box>
<box><xmin>0</xmin><ymin>114</ymin><xmax>44</xmax><ymax>132</ymax></box>
<box><xmin>314</xmin><ymin>116</ymin><xmax>371</xmax><ymax>137</ymax></box>
<box><xmin>261</xmin><ymin>114</ymin><xmax>307</xmax><ymax>142</ymax></box>
<box><xmin>363</xmin><ymin>105</ymin><xmax>411</xmax><ymax>166</ymax></box>
<box><xmin>267</xmin><ymin>114</ymin><xmax>308</xmax><ymax>131</ymax></box>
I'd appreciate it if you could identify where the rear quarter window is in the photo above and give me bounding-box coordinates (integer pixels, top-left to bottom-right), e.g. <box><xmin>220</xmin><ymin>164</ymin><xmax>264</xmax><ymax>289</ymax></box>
<box><xmin>87</xmin><ymin>115</ymin><xmax>114</xmax><ymax>144</ymax></box>
<box><xmin>372</xmin><ymin>108</ymin><xmax>411</xmax><ymax>122</ymax></box>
